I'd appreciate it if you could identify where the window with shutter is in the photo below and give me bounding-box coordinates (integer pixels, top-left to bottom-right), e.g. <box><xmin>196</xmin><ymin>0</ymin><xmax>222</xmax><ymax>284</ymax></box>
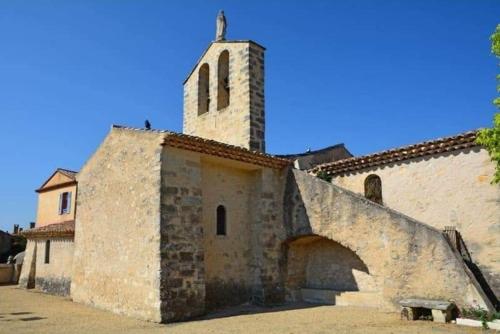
<box><xmin>59</xmin><ymin>192</ymin><xmax>71</xmax><ymax>214</ymax></box>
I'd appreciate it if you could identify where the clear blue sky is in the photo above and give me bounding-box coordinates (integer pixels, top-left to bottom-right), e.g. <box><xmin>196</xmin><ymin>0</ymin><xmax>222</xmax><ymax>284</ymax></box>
<box><xmin>0</xmin><ymin>0</ymin><xmax>499</xmax><ymax>232</ymax></box>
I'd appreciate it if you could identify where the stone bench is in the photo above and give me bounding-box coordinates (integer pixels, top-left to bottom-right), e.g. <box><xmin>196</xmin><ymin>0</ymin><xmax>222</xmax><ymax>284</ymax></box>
<box><xmin>399</xmin><ymin>298</ymin><xmax>456</xmax><ymax>323</ymax></box>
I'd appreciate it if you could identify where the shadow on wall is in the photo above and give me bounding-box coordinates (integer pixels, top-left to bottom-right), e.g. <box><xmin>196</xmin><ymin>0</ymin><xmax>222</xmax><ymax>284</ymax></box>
<box><xmin>281</xmin><ymin>169</ymin><xmax>377</xmax><ymax>301</ymax></box>
<box><xmin>283</xmin><ymin>235</ymin><xmax>374</xmax><ymax>297</ymax></box>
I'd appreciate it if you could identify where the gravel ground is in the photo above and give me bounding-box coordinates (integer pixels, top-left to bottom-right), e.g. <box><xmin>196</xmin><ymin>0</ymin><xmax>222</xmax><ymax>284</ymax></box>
<box><xmin>0</xmin><ymin>285</ymin><xmax>489</xmax><ymax>334</ymax></box>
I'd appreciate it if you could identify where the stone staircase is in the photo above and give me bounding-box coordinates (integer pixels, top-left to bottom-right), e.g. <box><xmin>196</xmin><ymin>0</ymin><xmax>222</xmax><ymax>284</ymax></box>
<box><xmin>301</xmin><ymin>288</ymin><xmax>382</xmax><ymax>308</ymax></box>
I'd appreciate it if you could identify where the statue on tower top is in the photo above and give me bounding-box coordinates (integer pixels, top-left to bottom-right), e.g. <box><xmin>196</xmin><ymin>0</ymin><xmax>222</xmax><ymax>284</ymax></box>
<box><xmin>215</xmin><ymin>10</ymin><xmax>227</xmax><ymax>41</ymax></box>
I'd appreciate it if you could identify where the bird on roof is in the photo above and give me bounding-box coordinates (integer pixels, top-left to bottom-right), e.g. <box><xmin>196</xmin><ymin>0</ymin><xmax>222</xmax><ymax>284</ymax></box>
<box><xmin>145</xmin><ymin>120</ymin><xmax>151</xmax><ymax>130</ymax></box>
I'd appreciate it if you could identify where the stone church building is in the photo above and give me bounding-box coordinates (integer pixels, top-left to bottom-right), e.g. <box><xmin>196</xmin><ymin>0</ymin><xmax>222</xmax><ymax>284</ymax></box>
<box><xmin>19</xmin><ymin>14</ymin><xmax>499</xmax><ymax>323</ymax></box>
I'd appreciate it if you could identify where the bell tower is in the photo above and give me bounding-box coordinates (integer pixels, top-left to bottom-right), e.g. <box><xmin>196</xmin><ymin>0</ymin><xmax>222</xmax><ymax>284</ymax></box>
<box><xmin>182</xmin><ymin>11</ymin><xmax>266</xmax><ymax>152</ymax></box>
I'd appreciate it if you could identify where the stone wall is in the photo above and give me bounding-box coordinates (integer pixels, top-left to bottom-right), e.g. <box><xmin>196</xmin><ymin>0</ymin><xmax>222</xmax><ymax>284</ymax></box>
<box><xmin>183</xmin><ymin>41</ymin><xmax>265</xmax><ymax>152</ymax></box>
<box><xmin>0</xmin><ymin>264</ymin><xmax>14</xmax><ymax>283</ymax></box>
<box><xmin>285</xmin><ymin>236</ymin><xmax>377</xmax><ymax>296</ymax></box>
<box><xmin>285</xmin><ymin>169</ymin><xmax>494</xmax><ymax>311</ymax></box>
<box><xmin>160</xmin><ymin>147</ymin><xmax>287</xmax><ymax>320</ymax></box>
<box><xmin>201</xmin><ymin>159</ymin><xmax>254</xmax><ymax>310</ymax></box>
<box><xmin>0</xmin><ymin>263</ymin><xmax>22</xmax><ymax>284</ymax></box>
<box><xmin>249</xmin><ymin>167</ymin><xmax>287</xmax><ymax>305</ymax></box>
<box><xmin>33</xmin><ymin>238</ymin><xmax>73</xmax><ymax>296</ymax></box>
<box><xmin>331</xmin><ymin>148</ymin><xmax>500</xmax><ymax>298</ymax></box>
<box><xmin>248</xmin><ymin>43</ymin><xmax>265</xmax><ymax>152</ymax></box>
<box><xmin>71</xmin><ymin>127</ymin><xmax>165</xmax><ymax>322</ymax></box>
<box><xmin>160</xmin><ymin>147</ymin><xmax>205</xmax><ymax>322</ymax></box>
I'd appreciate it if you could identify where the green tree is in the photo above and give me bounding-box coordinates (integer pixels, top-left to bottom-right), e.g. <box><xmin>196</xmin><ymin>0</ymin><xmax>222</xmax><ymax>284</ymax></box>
<box><xmin>476</xmin><ymin>24</ymin><xmax>500</xmax><ymax>184</ymax></box>
<box><xmin>316</xmin><ymin>170</ymin><xmax>332</xmax><ymax>183</ymax></box>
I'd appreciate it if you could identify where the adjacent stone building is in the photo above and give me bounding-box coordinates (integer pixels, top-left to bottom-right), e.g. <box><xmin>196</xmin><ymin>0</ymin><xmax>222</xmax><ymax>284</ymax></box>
<box><xmin>19</xmin><ymin>12</ymin><xmax>499</xmax><ymax>322</ymax></box>
<box><xmin>279</xmin><ymin>144</ymin><xmax>353</xmax><ymax>170</ymax></box>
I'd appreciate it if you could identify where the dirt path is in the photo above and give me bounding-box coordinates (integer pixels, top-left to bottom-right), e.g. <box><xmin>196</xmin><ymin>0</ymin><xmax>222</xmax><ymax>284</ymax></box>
<box><xmin>0</xmin><ymin>285</ymin><xmax>488</xmax><ymax>333</ymax></box>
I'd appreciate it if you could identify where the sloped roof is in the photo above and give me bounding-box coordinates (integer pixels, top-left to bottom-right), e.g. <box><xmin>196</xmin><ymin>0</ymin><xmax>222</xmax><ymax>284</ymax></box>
<box><xmin>277</xmin><ymin>143</ymin><xmax>353</xmax><ymax>170</ymax></box>
<box><xmin>36</xmin><ymin>168</ymin><xmax>78</xmax><ymax>193</ymax></box>
<box><xmin>21</xmin><ymin>221</ymin><xmax>75</xmax><ymax>239</ymax></box>
<box><xmin>310</xmin><ymin>130</ymin><xmax>480</xmax><ymax>176</ymax></box>
<box><xmin>57</xmin><ymin>168</ymin><xmax>77</xmax><ymax>180</ymax></box>
<box><xmin>112</xmin><ymin>125</ymin><xmax>291</xmax><ymax>169</ymax></box>
<box><xmin>277</xmin><ymin>143</ymin><xmax>351</xmax><ymax>159</ymax></box>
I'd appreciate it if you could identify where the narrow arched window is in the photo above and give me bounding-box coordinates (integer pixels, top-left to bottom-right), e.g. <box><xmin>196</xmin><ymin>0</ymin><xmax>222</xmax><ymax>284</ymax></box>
<box><xmin>364</xmin><ymin>174</ymin><xmax>383</xmax><ymax>205</ymax></box>
<box><xmin>217</xmin><ymin>50</ymin><xmax>230</xmax><ymax>110</ymax></box>
<box><xmin>198</xmin><ymin>63</ymin><xmax>210</xmax><ymax>115</ymax></box>
<box><xmin>45</xmin><ymin>240</ymin><xmax>51</xmax><ymax>264</ymax></box>
<box><xmin>216</xmin><ymin>205</ymin><xmax>226</xmax><ymax>236</ymax></box>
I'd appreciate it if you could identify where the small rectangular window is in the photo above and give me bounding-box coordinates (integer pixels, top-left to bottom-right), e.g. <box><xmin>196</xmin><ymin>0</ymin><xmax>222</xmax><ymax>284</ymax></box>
<box><xmin>44</xmin><ymin>240</ymin><xmax>50</xmax><ymax>264</ymax></box>
<box><xmin>216</xmin><ymin>205</ymin><xmax>226</xmax><ymax>236</ymax></box>
<box><xmin>58</xmin><ymin>192</ymin><xmax>71</xmax><ymax>215</ymax></box>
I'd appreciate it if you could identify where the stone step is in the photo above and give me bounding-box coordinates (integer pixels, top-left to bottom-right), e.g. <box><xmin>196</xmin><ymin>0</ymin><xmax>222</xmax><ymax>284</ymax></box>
<box><xmin>300</xmin><ymin>288</ymin><xmax>381</xmax><ymax>308</ymax></box>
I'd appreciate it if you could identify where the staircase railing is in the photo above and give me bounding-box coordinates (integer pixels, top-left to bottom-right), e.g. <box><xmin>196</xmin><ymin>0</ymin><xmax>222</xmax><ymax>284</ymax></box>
<box><xmin>443</xmin><ymin>226</ymin><xmax>499</xmax><ymax>310</ymax></box>
<box><xmin>443</xmin><ymin>226</ymin><xmax>472</xmax><ymax>263</ymax></box>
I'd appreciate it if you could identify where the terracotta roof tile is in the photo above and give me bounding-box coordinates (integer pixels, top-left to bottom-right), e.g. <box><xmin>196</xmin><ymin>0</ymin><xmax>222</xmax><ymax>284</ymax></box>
<box><xmin>21</xmin><ymin>221</ymin><xmax>75</xmax><ymax>239</ymax></box>
<box><xmin>310</xmin><ymin>130</ymin><xmax>480</xmax><ymax>176</ymax></box>
<box><xmin>113</xmin><ymin>125</ymin><xmax>291</xmax><ymax>169</ymax></box>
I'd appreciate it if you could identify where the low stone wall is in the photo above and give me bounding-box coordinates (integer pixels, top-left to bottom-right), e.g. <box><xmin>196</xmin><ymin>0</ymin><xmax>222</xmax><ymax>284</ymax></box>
<box><xmin>0</xmin><ymin>264</ymin><xmax>13</xmax><ymax>283</ymax></box>
<box><xmin>0</xmin><ymin>264</ymin><xmax>22</xmax><ymax>284</ymax></box>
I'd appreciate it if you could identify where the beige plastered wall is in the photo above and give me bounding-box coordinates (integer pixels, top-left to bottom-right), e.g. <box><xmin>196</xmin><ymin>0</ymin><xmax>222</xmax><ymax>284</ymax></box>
<box><xmin>36</xmin><ymin>184</ymin><xmax>77</xmax><ymax>227</ymax></box>
<box><xmin>34</xmin><ymin>238</ymin><xmax>74</xmax><ymax>295</ymax></box>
